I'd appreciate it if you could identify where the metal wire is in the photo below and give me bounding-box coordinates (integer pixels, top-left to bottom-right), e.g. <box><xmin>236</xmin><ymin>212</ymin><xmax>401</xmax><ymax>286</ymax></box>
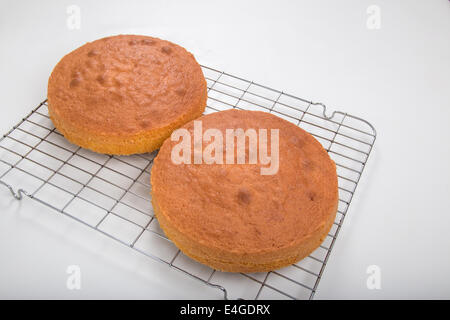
<box><xmin>0</xmin><ymin>65</ymin><xmax>376</xmax><ymax>300</ymax></box>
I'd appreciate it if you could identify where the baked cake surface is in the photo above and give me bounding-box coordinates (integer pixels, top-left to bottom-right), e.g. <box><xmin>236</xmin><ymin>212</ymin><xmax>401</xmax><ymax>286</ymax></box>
<box><xmin>151</xmin><ymin>109</ymin><xmax>339</xmax><ymax>272</ymax></box>
<box><xmin>47</xmin><ymin>35</ymin><xmax>206</xmax><ymax>155</ymax></box>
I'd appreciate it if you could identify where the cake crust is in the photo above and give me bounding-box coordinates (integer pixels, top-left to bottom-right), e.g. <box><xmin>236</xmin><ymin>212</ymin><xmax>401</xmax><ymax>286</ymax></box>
<box><xmin>151</xmin><ymin>109</ymin><xmax>339</xmax><ymax>272</ymax></box>
<box><xmin>47</xmin><ymin>35</ymin><xmax>207</xmax><ymax>155</ymax></box>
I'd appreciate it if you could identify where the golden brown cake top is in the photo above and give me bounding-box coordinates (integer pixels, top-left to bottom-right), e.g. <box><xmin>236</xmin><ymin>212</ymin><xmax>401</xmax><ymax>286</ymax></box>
<box><xmin>151</xmin><ymin>109</ymin><xmax>339</xmax><ymax>254</ymax></box>
<box><xmin>47</xmin><ymin>35</ymin><xmax>206</xmax><ymax>136</ymax></box>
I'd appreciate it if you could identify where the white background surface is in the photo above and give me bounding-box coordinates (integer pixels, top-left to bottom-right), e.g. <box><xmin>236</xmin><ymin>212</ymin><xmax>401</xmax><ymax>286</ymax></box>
<box><xmin>0</xmin><ymin>0</ymin><xmax>449</xmax><ymax>299</ymax></box>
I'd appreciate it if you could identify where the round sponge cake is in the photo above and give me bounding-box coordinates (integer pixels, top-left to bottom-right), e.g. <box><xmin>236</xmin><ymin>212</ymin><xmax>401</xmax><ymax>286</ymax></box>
<box><xmin>151</xmin><ymin>109</ymin><xmax>339</xmax><ymax>273</ymax></box>
<box><xmin>47</xmin><ymin>35</ymin><xmax>207</xmax><ymax>155</ymax></box>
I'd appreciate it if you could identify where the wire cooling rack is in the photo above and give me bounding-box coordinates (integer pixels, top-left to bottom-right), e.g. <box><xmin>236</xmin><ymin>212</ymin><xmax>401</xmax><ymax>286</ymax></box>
<box><xmin>0</xmin><ymin>65</ymin><xmax>376</xmax><ymax>300</ymax></box>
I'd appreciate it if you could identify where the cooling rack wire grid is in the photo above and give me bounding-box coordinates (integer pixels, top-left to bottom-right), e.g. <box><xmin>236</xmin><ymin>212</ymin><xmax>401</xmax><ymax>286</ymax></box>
<box><xmin>0</xmin><ymin>65</ymin><xmax>376</xmax><ymax>300</ymax></box>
